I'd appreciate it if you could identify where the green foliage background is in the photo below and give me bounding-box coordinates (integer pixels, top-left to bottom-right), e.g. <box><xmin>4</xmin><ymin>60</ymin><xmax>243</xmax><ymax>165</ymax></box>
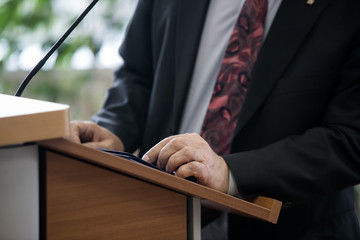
<box><xmin>0</xmin><ymin>0</ymin><xmax>128</xmax><ymax>68</ymax></box>
<box><xmin>0</xmin><ymin>0</ymin><xmax>136</xmax><ymax>119</ymax></box>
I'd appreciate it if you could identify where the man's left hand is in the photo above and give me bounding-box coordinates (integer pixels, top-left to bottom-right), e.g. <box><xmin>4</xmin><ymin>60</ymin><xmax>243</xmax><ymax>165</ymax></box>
<box><xmin>142</xmin><ymin>133</ymin><xmax>229</xmax><ymax>193</ymax></box>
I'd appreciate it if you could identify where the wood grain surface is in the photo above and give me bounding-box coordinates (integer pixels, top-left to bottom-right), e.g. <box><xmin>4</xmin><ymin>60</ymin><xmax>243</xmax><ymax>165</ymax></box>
<box><xmin>46</xmin><ymin>151</ymin><xmax>187</xmax><ymax>239</ymax></box>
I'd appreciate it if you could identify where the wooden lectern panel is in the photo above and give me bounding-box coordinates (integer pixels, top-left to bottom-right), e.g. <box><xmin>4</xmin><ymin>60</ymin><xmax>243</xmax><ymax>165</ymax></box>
<box><xmin>45</xmin><ymin>151</ymin><xmax>187</xmax><ymax>240</ymax></box>
<box><xmin>40</xmin><ymin>138</ymin><xmax>282</xmax><ymax>224</ymax></box>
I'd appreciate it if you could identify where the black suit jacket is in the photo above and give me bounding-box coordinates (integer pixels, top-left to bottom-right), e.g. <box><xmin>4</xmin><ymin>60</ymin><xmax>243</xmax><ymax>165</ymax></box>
<box><xmin>93</xmin><ymin>0</ymin><xmax>360</xmax><ymax>238</ymax></box>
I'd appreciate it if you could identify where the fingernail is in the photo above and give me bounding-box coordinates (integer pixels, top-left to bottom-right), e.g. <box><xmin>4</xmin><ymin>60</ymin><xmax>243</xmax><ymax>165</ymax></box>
<box><xmin>142</xmin><ymin>154</ymin><xmax>149</xmax><ymax>162</ymax></box>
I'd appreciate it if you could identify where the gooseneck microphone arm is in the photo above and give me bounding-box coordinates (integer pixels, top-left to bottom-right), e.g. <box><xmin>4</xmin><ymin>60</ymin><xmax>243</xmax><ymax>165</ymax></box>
<box><xmin>15</xmin><ymin>0</ymin><xmax>99</xmax><ymax>97</ymax></box>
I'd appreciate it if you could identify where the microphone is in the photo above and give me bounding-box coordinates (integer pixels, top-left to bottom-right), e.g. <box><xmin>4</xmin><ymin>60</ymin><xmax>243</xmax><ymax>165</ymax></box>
<box><xmin>15</xmin><ymin>0</ymin><xmax>99</xmax><ymax>97</ymax></box>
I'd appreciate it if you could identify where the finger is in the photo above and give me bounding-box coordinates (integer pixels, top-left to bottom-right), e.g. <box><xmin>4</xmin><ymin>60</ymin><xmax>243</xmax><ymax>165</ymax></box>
<box><xmin>79</xmin><ymin>122</ymin><xmax>99</xmax><ymax>143</ymax></box>
<box><xmin>175</xmin><ymin>161</ymin><xmax>205</xmax><ymax>181</ymax></box>
<box><xmin>165</xmin><ymin>146</ymin><xmax>198</xmax><ymax>173</ymax></box>
<box><xmin>178</xmin><ymin>156</ymin><xmax>229</xmax><ymax>192</ymax></box>
<box><xmin>83</xmin><ymin>141</ymin><xmax>106</xmax><ymax>149</ymax></box>
<box><xmin>83</xmin><ymin>126</ymin><xmax>124</xmax><ymax>151</ymax></box>
<box><xmin>67</xmin><ymin>122</ymin><xmax>80</xmax><ymax>143</ymax></box>
<box><xmin>69</xmin><ymin>121</ymin><xmax>97</xmax><ymax>143</ymax></box>
<box><xmin>142</xmin><ymin>135</ymin><xmax>177</xmax><ymax>164</ymax></box>
<box><xmin>157</xmin><ymin>136</ymin><xmax>191</xmax><ymax>169</ymax></box>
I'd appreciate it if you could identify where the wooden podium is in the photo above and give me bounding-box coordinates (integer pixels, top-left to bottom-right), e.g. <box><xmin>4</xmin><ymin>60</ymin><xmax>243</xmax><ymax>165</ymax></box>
<box><xmin>0</xmin><ymin>94</ymin><xmax>282</xmax><ymax>240</ymax></box>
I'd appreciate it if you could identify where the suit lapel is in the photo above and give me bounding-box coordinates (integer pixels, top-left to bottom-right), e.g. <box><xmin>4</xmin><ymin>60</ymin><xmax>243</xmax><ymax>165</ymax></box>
<box><xmin>173</xmin><ymin>0</ymin><xmax>210</xmax><ymax>131</ymax></box>
<box><xmin>235</xmin><ymin>0</ymin><xmax>332</xmax><ymax>135</ymax></box>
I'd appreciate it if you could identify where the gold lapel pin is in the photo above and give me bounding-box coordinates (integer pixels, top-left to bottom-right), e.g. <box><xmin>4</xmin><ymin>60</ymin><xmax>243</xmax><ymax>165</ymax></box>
<box><xmin>306</xmin><ymin>0</ymin><xmax>315</xmax><ymax>5</ymax></box>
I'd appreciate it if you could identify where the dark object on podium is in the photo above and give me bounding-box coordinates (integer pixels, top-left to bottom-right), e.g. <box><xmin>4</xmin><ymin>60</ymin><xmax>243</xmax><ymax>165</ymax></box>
<box><xmin>98</xmin><ymin>148</ymin><xmax>197</xmax><ymax>182</ymax></box>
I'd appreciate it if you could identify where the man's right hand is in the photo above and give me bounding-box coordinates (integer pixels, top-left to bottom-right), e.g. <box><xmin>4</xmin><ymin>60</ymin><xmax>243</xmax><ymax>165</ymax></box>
<box><xmin>68</xmin><ymin>121</ymin><xmax>124</xmax><ymax>151</ymax></box>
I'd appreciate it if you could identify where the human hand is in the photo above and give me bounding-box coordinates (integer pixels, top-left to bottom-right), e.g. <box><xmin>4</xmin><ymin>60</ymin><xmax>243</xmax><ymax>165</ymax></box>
<box><xmin>68</xmin><ymin>121</ymin><xmax>124</xmax><ymax>151</ymax></box>
<box><xmin>142</xmin><ymin>133</ymin><xmax>229</xmax><ymax>193</ymax></box>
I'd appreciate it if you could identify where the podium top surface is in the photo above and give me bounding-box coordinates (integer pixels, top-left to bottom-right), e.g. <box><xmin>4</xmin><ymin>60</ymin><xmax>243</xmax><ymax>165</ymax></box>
<box><xmin>0</xmin><ymin>94</ymin><xmax>70</xmax><ymax>146</ymax></box>
<box><xmin>0</xmin><ymin>94</ymin><xmax>69</xmax><ymax>118</ymax></box>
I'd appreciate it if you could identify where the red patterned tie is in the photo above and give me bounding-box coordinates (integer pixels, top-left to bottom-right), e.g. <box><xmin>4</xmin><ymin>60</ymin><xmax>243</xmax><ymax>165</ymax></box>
<box><xmin>200</xmin><ymin>0</ymin><xmax>267</xmax><ymax>155</ymax></box>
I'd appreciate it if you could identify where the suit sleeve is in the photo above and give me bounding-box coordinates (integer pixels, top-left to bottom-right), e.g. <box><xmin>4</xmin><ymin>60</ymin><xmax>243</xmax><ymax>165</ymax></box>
<box><xmin>92</xmin><ymin>0</ymin><xmax>153</xmax><ymax>153</ymax></box>
<box><xmin>224</xmin><ymin>31</ymin><xmax>360</xmax><ymax>203</ymax></box>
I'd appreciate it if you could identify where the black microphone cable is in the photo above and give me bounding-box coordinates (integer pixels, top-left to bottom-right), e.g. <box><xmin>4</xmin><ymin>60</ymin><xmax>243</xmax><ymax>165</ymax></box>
<box><xmin>15</xmin><ymin>0</ymin><xmax>99</xmax><ymax>97</ymax></box>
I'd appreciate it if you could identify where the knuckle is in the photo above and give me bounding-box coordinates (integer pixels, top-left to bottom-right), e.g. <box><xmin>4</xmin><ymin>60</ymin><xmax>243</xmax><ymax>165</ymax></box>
<box><xmin>188</xmin><ymin>133</ymin><xmax>199</xmax><ymax>138</ymax></box>
<box><xmin>189</xmin><ymin>161</ymin><xmax>201</xmax><ymax>173</ymax></box>
<box><xmin>170</xmin><ymin>137</ymin><xmax>184</xmax><ymax>148</ymax></box>
<box><xmin>182</xmin><ymin>146</ymin><xmax>194</xmax><ymax>157</ymax></box>
<box><xmin>178</xmin><ymin>164</ymin><xmax>192</xmax><ymax>177</ymax></box>
<box><xmin>162</xmin><ymin>136</ymin><xmax>172</xmax><ymax>143</ymax></box>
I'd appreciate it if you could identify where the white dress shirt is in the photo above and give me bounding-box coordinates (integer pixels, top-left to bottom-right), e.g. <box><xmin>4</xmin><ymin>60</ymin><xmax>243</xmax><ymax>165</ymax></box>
<box><xmin>178</xmin><ymin>0</ymin><xmax>283</xmax><ymax>195</ymax></box>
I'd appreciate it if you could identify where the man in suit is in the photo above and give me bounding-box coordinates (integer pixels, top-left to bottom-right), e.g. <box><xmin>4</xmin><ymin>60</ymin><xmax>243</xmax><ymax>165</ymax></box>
<box><xmin>70</xmin><ymin>0</ymin><xmax>360</xmax><ymax>239</ymax></box>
